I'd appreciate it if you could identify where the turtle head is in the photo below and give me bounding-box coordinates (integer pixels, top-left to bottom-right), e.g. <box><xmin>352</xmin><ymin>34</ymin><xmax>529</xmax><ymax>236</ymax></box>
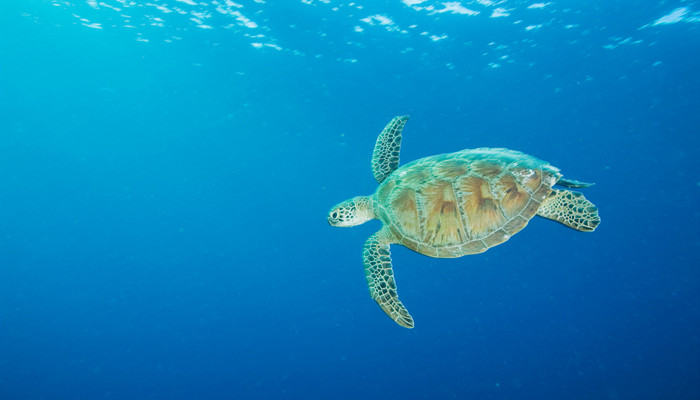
<box><xmin>328</xmin><ymin>196</ymin><xmax>375</xmax><ymax>227</ymax></box>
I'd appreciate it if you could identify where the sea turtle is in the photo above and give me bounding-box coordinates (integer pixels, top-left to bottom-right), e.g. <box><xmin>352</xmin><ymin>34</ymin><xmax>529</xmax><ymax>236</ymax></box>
<box><xmin>328</xmin><ymin>116</ymin><xmax>600</xmax><ymax>328</ymax></box>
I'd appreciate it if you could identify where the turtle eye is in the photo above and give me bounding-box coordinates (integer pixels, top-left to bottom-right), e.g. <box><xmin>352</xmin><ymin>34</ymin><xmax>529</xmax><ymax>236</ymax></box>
<box><xmin>331</xmin><ymin>211</ymin><xmax>338</xmax><ymax>219</ymax></box>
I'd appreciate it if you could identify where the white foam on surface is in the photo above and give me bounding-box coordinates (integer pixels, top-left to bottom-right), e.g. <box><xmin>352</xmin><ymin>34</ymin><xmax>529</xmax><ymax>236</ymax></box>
<box><xmin>653</xmin><ymin>8</ymin><xmax>688</xmax><ymax>25</ymax></box>
<box><xmin>232</xmin><ymin>10</ymin><xmax>258</xmax><ymax>28</ymax></box>
<box><xmin>602</xmin><ymin>36</ymin><xmax>643</xmax><ymax>50</ymax></box>
<box><xmin>433</xmin><ymin>2</ymin><xmax>479</xmax><ymax>16</ymax></box>
<box><xmin>490</xmin><ymin>8</ymin><xmax>509</xmax><ymax>18</ymax></box>
<box><xmin>148</xmin><ymin>4</ymin><xmax>172</xmax><ymax>14</ymax></box>
<box><xmin>360</xmin><ymin>14</ymin><xmax>401</xmax><ymax>32</ymax></box>
<box><xmin>99</xmin><ymin>2</ymin><xmax>121</xmax><ymax>12</ymax></box>
<box><xmin>402</xmin><ymin>0</ymin><xmax>428</xmax><ymax>5</ymax></box>
<box><xmin>45</xmin><ymin>0</ymin><xmax>697</xmax><ymax>66</ymax></box>
<box><xmin>361</xmin><ymin>14</ymin><xmax>395</xmax><ymax>26</ymax></box>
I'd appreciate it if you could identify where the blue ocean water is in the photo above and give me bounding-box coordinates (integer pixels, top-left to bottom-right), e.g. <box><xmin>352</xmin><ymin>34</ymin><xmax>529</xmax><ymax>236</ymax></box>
<box><xmin>1</xmin><ymin>1</ymin><xmax>699</xmax><ymax>399</ymax></box>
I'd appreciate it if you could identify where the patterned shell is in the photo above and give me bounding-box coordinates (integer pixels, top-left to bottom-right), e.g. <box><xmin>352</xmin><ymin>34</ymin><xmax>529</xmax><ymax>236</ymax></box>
<box><xmin>373</xmin><ymin>148</ymin><xmax>562</xmax><ymax>258</ymax></box>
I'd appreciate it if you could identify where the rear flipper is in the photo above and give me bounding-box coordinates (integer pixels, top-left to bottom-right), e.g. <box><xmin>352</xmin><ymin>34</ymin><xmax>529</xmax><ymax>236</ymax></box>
<box><xmin>556</xmin><ymin>177</ymin><xmax>595</xmax><ymax>188</ymax></box>
<box><xmin>537</xmin><ymin>189</ymin><xmax>600</xmax><ymax>232</ymax></box>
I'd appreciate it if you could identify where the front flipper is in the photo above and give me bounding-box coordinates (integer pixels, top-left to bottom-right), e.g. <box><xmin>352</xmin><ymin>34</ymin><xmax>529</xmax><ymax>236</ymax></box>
<box><xmin>372</xmin><ymin>116</ymin><xmax>409</xmax><ymax>184</ymax></box>
<box><xmin>363</xmin><ymin>228</ymin><xmax>414</xmax><ymax>328</ymax></box>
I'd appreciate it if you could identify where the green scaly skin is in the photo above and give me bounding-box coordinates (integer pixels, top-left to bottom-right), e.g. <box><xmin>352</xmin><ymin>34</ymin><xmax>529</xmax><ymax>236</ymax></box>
<box><xmin>363</xmin><ymin>227</ymin><xmax>414</xmax><ymax>328</ymax></box>
<box><xmin>537</xmin><ymin>189</ymin><xmax>600</xmax><ymax>232</ymax></box>
<box><xmin>372</xmin><ymin>116</ymin><xmax>408</xmax><ymax>184</ymax></box>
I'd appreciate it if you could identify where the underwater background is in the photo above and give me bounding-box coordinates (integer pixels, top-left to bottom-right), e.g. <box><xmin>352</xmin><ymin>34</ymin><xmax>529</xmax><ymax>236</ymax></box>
<box><xmin>1</xmin><ymin>1</ymin><xmax>699</xmax><ymax>399</ymax></box>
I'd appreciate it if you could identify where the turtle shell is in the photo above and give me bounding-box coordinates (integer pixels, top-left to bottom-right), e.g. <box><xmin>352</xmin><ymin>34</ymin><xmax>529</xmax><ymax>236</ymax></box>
<box><xmin>373</xmin><ymin>148</ymin><xmax>561</xmax><ymax>258</ymax></box>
